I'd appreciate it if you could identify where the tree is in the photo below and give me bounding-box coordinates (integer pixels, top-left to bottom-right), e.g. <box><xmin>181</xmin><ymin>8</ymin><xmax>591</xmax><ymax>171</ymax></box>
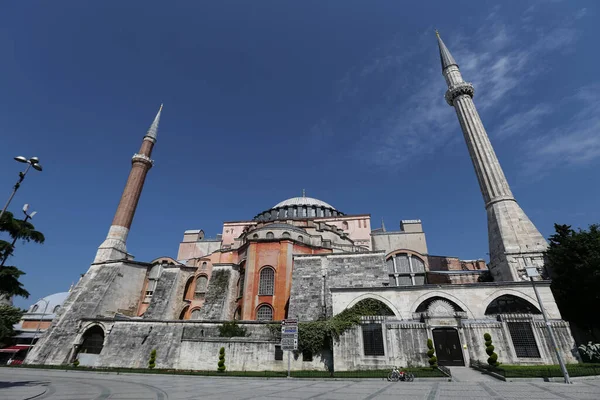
<box><xmin>426</xmin><ymin>338</ymin><xmax>437</xmax><ymax>367</ymax></box>
<box><xmin>0</xmin><ymin>304</ymin><xmax>24</xmax><ymax>346</ymax></box>
<box><xmin>0</xmin><ymin>210</ymin><xmax>45</xmax><ymax>298</ymax></box>
<box><xmin>546</xmin><ymin>224</ymin><xmax>600</xmax><ymax>336</ymax></box>
<box><xmin>484</xmin><ymin>332</ymin><xmax>499</xmax><ymax>367</ymax></box>
<box><xmin>217</xmin><ymin>347</ymin><xmax>226</xmax><ymax>372</ymax></box>
<box><xmin>148</xmin><ymin>349</ymin><xmax>157</xmax><ymax>369</ymax></box>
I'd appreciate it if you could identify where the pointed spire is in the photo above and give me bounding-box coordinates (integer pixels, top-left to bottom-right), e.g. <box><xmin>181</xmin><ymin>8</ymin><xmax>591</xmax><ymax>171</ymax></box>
<box><xmin>302</xmin><ymin>189</ymin><xmax>306</xmax><ymax>197</ymax></box>
<box><xmin>436</xmin><ymin>30</ymin><xmax>458</xmax><ymax>71</ymax></box>
<box><xmin>144</xmin><ymin>104</ymin><xmax>163</xmax><ymax>142</ymax></box>
<box><xmin>381</xmin><ymin>218</ymin><xmax>386</xmax><ymax>232</ymax></box>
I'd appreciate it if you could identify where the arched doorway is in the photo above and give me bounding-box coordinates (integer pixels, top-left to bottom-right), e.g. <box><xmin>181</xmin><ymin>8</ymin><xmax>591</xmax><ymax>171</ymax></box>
<box><xmin>75</xmin><ymin>325</ymin><xmax>105</xmax><ymax>367</ymax></box>
<box><xmin>432</xmin><ymin>328</ymin><xmax>464</xmax><ymax>366</ymax></box>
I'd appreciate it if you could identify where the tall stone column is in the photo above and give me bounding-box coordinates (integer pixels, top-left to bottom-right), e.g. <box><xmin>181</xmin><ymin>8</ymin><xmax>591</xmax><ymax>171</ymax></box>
<box><xmin>436</xmin><ymin>32</ymin><xmax>547</xmax><ymax>281</ymax></box>
<box><xmin>94</xmin><ymin>105</ymin><xmax>163</xmax><ymax>263</ymax></box>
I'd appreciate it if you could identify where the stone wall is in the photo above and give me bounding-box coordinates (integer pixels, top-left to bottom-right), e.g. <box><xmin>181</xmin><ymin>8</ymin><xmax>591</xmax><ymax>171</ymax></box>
<box><xmin>289</xmin><ymin>252</ymin><xmax>388</xmax><ymax>320</ymax></box>
<box><xmin>25</xmin><ymin>261</ymin><xmax>148</xmax><ymax>365</ymax></box>
<box><xmin>197</xmin><ymin>266</ymin><xmax>239</xmax><ymax>320</ymax></box>
<box><xmin>144</xmin><ymin>267</ymin><xmax>193</xmax><ymax>319</ymax></box>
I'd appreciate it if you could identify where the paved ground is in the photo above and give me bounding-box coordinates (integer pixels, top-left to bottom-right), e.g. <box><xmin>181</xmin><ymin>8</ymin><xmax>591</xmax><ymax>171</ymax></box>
<box><xmin>0</xmin><ymin>368</ymin><xmax>599</xmax><ymax>400</ymax></box>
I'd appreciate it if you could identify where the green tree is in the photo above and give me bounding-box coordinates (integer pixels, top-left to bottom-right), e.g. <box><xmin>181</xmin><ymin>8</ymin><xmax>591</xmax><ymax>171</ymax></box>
<box><xmin>148</xmin><ymin>349</ymin><xmax>157</xmax><ymax>369</ymax></box>
<box><xmin>0</xmin><ymin>210</ymin><xmax>45</xmax><ymax>298</ymax></box>
<box><xmin>427</xmin><ymin>338</ymin><xmax>437</xmax><ymax>367</ymax></box>
<box><xmin>217</xmin><ymin>347</ymin><xmax>226</xmax><ymax>372</ymax></box>
<box><xmin>484</xmin><ymin>332</ymin><xmax>499</xmax><ymax>367</ymax></box>
<box><xmin>0</xmin><ymin>304</ymin><xmax>24</xmax><ymax>345</ymax></box>
<box><xmin>546</xmin><ymin>224</ymin><xmax>600</xmax><ymax>335</ymax></box>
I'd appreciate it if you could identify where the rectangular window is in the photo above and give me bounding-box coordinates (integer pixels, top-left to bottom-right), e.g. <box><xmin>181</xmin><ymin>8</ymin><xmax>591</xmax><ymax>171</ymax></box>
<box><xmin>507</xmin><ymin>322</ymin><xmax>541</xmax><ymax>358</ymax></box>
<box><xmin>275</xmin><ymin>345</ymin><xmax>283</xmax><ymax>361</ymax></box>
<box><xmin>302</xmin><ymin>349</ymin><xmax>313</xmax><ymax>362</ymax></box>
<box><xmin>362</xmin><ymin>324</ymin><xmax>385</xmax><ymax>356</ymax></box>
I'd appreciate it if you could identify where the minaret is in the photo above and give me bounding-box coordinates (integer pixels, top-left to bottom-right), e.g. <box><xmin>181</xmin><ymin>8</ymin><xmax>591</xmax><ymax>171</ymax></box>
<box><xmin>94</xmin><ymin>105</ymin><xmax>163</xmax><ymax>263</ymax></box>
<box><xmin>436</xmin><ymin>32</ymin><xmax>547</xmax><ymax>281</ymax></box>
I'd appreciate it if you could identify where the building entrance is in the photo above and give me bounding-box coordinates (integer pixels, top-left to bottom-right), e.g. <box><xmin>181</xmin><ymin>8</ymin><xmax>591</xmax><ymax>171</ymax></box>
<box><xmin>432</xmin><ymin>328</ymin><xmax>465</xmax><ymax>366</ymax></box>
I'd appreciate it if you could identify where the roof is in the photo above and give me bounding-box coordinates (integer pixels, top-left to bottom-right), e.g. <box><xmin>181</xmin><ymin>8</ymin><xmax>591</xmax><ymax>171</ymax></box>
<box><xmin>436</xmin><ymin>31</ymin><xmax>458</xmax><ymax>71</ymax></box>
<box><xmin>273</xmin><ymin>196</ymin><xmax>335</xmax><ymax>210</ymax></box>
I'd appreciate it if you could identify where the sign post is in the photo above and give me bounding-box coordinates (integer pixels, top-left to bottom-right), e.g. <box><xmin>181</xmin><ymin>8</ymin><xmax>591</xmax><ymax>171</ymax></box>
<box><xmin>281</xmin><ymin>319</ymin><xmax>298</xmax><ymax>378</ymax></box>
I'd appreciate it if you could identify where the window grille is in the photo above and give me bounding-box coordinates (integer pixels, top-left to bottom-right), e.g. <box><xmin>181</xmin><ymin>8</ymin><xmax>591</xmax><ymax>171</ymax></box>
<box><xmin>362</xmin><ymin>324</ymin><xmax>385</xmax><ymax>356</ymax></box>
<box><xmin>411</xmin><ymin>256</ymin><xmax>425</xmax><ymax>272</ymax></box>
<box><xmin>256</xmin><ymin>305</ymin><xmax>273</xmax><ymax>321</ymax></box>
<box><xmin>275</xmin><ymin>345</ymin><xmax>283</xmax><ymax>360</ymax></box>
<box><xmin>396</xmin><ymin>254</ymin><xmax>410</xmax><ymax>273</ymax></box>
<box><xmin>507</xmin><ymin>322</ymin><xmax>541</xmax><ymax>358</ymax></box>
<box><xmin>79</xmin><ymin>327</ymin><xmax>104</xmax><ymax>355</ymax></box>
<box><xmin>190</xmin><ymin>309</ymin><xmax>202</xmax><ymax>320</ymax></box>
<box><xmin>397</xmin><ymin>276</ymin><xmax>412</xmax><ymax>286</ymax></box>
<box><xmin>259</xmin><ymin>267</ymin><xmax>275</xmax><ymax>295</ymax></box>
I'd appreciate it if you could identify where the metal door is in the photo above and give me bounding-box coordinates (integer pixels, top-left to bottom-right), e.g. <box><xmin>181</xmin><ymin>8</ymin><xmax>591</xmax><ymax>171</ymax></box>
<box><xmin>432</xmin><ymin>328</ymin><xmax>465</xmax><ymax>366</ymax></box>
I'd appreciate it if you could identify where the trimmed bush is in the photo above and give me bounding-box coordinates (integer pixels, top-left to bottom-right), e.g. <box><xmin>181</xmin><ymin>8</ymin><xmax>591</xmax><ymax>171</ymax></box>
<box><xmin>427</xmin><ymin>338</ymin><xmax>437</xmax><ymax>367</ymax></box>
<box><xmin>72</xmin><ymin>359</ymin><xmax>80</xmax><ymax>367</ymax></box>
<box><xmin>484</xmin><ymin>332</ymin><xmax>499</xmax><ymax>367</ymax></box>
<box><xmin>217</xmin><ymin>347</ymin><xmax>226</xmax><ymax>372</ymax></box>
<box><xmin>148</xmin><ymin>349</ymin><xmax>157</xmax><ymax>369</ymax></box>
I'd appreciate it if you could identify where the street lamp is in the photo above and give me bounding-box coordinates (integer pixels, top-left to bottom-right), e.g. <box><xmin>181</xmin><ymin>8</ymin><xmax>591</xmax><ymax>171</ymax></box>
<box><xmin>23</xmin><ymin>297</ymin><xmax>49</xmax><ymax>362</ymax></box>
<box><xmin>525</xmin><ymin>266</ymin><xmax>572</xmax><ymax>384</ymax></box>
<box><xmin>0</xmin><ymin>204</ymin><xmax>37</xmax><ymax>267</ymax></box>
<box><xmin>0</xmin><ymin>157</ymin><xmax>43</xmax><ymax>224</ymax></box>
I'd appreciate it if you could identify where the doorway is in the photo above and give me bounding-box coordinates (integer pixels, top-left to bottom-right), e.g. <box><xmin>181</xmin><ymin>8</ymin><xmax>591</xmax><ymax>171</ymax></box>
<box><xmin>432</xmin><ymin>328</ymin><xmax>465</xmax><ymax>366</ymax></box>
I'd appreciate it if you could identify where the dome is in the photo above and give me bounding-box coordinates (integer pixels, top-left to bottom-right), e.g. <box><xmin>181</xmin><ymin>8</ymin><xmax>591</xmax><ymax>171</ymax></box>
<box><xmin>25</xmin><ymin>292</ymin><xmax>69</xmax><ymax>317</ymax></box>
<box><xmin>273</xmin><ymin>197</ymin><xmax>336</xmax><ymax>210</ymax></box>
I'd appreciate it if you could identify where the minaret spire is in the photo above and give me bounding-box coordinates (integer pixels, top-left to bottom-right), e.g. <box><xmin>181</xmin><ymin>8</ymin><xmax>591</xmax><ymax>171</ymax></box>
<box><xmin>94</xmin><ymin>105</ymin><xmax>164</xmax><ymax>263</ymax></box>
<box><xmin>436</xmin><ymin>32</ymin><xmax>548</xmax><ymax>282</ymax></box>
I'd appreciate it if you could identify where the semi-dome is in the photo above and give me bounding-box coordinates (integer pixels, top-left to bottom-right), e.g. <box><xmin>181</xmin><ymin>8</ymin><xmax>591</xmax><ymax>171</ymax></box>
<box><xmin>273</xmin><ymin>197</ymin><xmax>336</xmax><ymax>210</ymax></box>
<box><xmin>25</xmin><ymin>292</ymin><xmax>69</xmax><ymax>318</ymax></box>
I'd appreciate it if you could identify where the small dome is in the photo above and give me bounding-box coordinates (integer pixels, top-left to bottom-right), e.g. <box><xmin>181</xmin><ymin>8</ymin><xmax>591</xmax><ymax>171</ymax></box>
<box><xmin>273</xmin><ymin>197</ymin><xmax>336</xmax><ymax>210</ymax></box>
<box><xmin>26</xmin><ymin>292</ymin><xmax>69</xmax><ymax>317</ymax></box>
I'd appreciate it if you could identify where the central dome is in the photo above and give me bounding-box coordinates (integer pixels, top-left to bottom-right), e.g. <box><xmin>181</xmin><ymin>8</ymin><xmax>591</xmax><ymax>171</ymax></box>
<box><xmin>273</xmin><ymin>197</ymin><xmax>336</xmax><ymax>210</ymax></box>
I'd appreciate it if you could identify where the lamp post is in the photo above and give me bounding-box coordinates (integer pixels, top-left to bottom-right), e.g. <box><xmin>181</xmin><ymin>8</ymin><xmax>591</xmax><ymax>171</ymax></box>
<box><xmin>0</xmin><ymin>204</ymin><xmax>37</xmax><ymax>267</ymax></box>
<box><xmin>23</xmin><ymin>297</ymin><xmax>49</xmax><ymax>362</ymax></box>
<box><xmin>525</xmin><ymin>266</ymin><xmax>572</xmax><ymax>384</ymax></box>
<box><xmin>0</xmin><ymin>157</ymin><xmax>42</xmax><ymax>224</ymax></box>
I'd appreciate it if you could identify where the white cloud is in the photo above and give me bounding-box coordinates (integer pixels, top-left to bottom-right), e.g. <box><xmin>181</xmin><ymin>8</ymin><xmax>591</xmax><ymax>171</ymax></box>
<box><xmin>494</xmin><ymin>104</ymin><xmax>553</xmax><ymax>139</ymax></box>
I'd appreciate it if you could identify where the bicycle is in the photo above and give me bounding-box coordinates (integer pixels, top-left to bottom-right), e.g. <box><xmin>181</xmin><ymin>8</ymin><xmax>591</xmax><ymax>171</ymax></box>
<box><xmin>387</xmin><ymin>366</ymin><xmax>414</xmax><ymax>382</ymax></box>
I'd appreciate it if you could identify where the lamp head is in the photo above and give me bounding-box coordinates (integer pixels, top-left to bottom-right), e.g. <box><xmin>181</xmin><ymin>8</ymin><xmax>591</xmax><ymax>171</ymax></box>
<box><xmin>29</xmin><ymin>211</ymin><xmax>37</xmax><ymax>218</ymax></box>
<box><xmin>23</xmin><ymin>204</ymin><xmax>29</xmax><ymax>212</ymax></box>
<box><xmin>32</xmin><ymin>163</ymin><xmax>43</xmax><ymax>171</ymax></box>
<box><xmin>29</xmin><ymin>157</ymin><xmax>39</xmax><ymax>164</ymax></box>
<box><xmin>14</xmin><ymin>156</ymin><xmax>28</xmax><ymax>163</ymax></box>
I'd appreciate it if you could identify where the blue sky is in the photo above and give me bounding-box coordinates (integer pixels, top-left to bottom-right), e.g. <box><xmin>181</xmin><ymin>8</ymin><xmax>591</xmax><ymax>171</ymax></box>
<box><xmin>1</xmin><ymin>1</ymin><xmax>598</xmax><ymax>308</ymax></box>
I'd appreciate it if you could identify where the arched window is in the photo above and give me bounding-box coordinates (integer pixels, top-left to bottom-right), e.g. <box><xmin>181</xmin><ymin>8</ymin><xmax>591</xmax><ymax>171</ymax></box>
<box><xmin>145</xmin><ymin>264</ymin><xmax>163</xmax><ymax>302</ymax></box>
<box><xmin>190</xmin><ymin>309</ymin><xmax>202</xmax><ymax>320</ymax></box>
<box><xmin>201</xmin><ymin>262</ymin><xmax>207</xmax><ymax>270</ymax></box>
<box><xmin>342</xmin><ymin>221</ymin><xmax>349</xmax><ymax>230</ymax></box>
<box><xmin>259</xmin><ymin>267</ymin><xmax>275</xmax><ymax>295</ymax></box>
<box><xmin>282</xmin><ymin>232</ymin><xmax>290</xmax><ymax>238</ymax></box>
<box><xmin>31</xmin><ymin>305</ymin><xmax>39</xmax><ymax>313</ymax></box>
<box><xmin>234</xmin><ymin>307</ymin><xmax>241</xmax><ymax>320</ymax></box>
<box><xmin>256</xmin><ymin>304</ymin><xmax>273</xmax><ymax>321</ymax></box>
<box><xmin>485</xmin><ymin>295</ymin><xmax>541</xmax><ymax>315</ymax></box>
<box><xmin>297</xmin><ymin>235</ymin><xmax>304</xmax><ymax>243</ymax></box>
<box><xmin>237</xmin><ymin>273</ymin><xmax>245</xmax><ymax>298</ymax></box>
<box><xmin>195</xmin><ymin>276</ymin><xmax>208</xmax><ymax>299</ymax></box>
<box><xmin>79</xmin><ymin>326</ymin><xmax>104</xmax><ymax>355</ymax></box>
<box><xmin>387</xmin><ymin>253</ymin><xmax>426</xmax><ymax>286</ymax></box>
<box><xmin>252</xmin><ymin>233</ymin><xmax>259</xmax><ymax>239</ymax></box>
<box><xmin>179</xmin><ymin>306</ymin><xmax>189</xmax><ymax>320</ymax></box>
<box><xmin>53</xmin><ymin>305</ymin><xmax>60</xmax><ymax>314</ymax></box>
<box><xmin>266</xmin><ymin>232</ymin><xmax>274</xmax><ymax>239</ymax></box>
<box><xmin>183</xmin><ymin>277</ymin><xmax>194</xmax><ymax>300</ymax></box>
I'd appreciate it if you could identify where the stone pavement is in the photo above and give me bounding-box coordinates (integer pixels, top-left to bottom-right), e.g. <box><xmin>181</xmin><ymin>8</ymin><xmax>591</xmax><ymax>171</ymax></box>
<box><xmin>0</xmin><ymin>368</ymin><xmax>599</xmax><ymax>400</ymax></box>
<box><xmin>448</xmin><ymin>366</ymin><xmax>498</xmax><ymax>382</ymax></box>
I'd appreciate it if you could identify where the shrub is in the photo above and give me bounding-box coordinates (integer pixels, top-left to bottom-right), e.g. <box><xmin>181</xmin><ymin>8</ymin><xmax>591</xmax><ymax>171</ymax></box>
<box><xmin>427</xmin><ymin>338</ymin><xmax>437</xmax><ymax>367</ymax></box>
<box><xmin>219</xmin><ymin>321</ymin><xmax>247</xmax><ymax>337</ymax></box>
<box><xmin>484</xmin><ymin>332</ymin><xmax>499</xmax><ymax>367</ymax></box>
<box><xmin>148</xmin><ymin>349</ymin><xmax>157</xmax><ymax>369</ymax></box>
<box><xmin>217</xmin><ymin>347</ymin><xmax>226</xmax><ymax>372</ymax></box>
<box><xmin>72</xmin><ymin>359</ymin><xmax>80</xmax><ymax>367</ymax></box>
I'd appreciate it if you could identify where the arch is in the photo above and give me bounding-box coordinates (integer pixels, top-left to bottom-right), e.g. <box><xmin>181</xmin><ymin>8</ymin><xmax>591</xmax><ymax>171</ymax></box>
<box><xmin>53</xmin><ymin>305</ymin><xmax>60</xmax><ymax>314</ymax></box>
<box><xmin>342</xmin><ymin>221</ymin><xmax>349</xmax><ymax>230</ymax></box>
<box><xmin>481</xmin><ymin>289</ymin><xmax>541</xmax><ymax>314</ymax></box>
<box><xmin>190</xmin><ymin>308</ymin><xmax>202</xmax><ymax>320</ymax></box>
<box><xmin>345</xmin><ymin>294</ymin><xmax>402</xmax><ymax>318</ymax></box>
<box><xmin>409</xmin><ymin>291</ymin><xmax>475</xmax><ymax>318</ymax></box>
<box><xmin>415</xmin><ymin>296</ymin><xmax>464</xmax><ymax>313</ymax></box>
<box><xmin>256</xmin><ymin>303</ymin><xmax>273</xmax><ymax>321</ymax></box>
<box><xmin>234</xmin><ymin>307</ymin><xmax>241</xmax><ymax>320</ymax></box>
<box><xmin>266</xmin><ymin>231</ymin><xmax>274</xmax><ymax>239</ymax></box>
<box><xmin>78</xmin><ymin>325</ymin><xmax>105</xmax><ymax>355</ymax></box>
<box><xmin>385</xmin><ymin>248</ymin><xmax>427</xmax><ymax>260</ymax></box>
<box><xmin>194</xmin><ymin>275</ymin><xmax>208</xmax><ymax>299</ymax></box>
<box><xmin>252</xmin><ymin>233</ymin><xmax>259</xmax><ymax>239</ymax></box>
<box><xmin>179</xmin><ymin>305</ymin><xmax>190</xmax><ymax>320</ymax></box>
<box><xmin>484</xmin><ymin>294</ymin><xmax>541</xmax><ymax>315</ymax></box>
<box><xmin>259</xmin><ymin>266</ymin><xmax>275</xmax><ymax>295</ymax></box>
<box><xmin>297</xmin><ymin>235</ymin><xmax>304</xmax><ymax>243</ymax></box>
<box><xmin>201</xmin><ymin>261</ymin><xmax>208</xmax><ymax>270</ymax></box>
<box><xmin>282</xmin><ymin>231</ymin><xmax>290</xmax><ymax>238</ymax></box>
<box><xmin>183</xmin><ymin>276</ymin><xmax>194</xmax><ymax>300</ymax></box>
